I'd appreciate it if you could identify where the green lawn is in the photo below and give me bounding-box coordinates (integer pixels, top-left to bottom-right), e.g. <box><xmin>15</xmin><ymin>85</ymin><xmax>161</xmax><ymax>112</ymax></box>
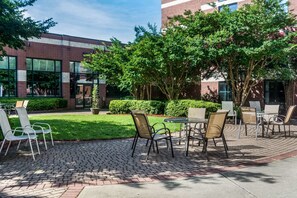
<box><xmin>8</xmin><ymin>114</ymin><xmax>180</xmax><ymax>141</ymax></box>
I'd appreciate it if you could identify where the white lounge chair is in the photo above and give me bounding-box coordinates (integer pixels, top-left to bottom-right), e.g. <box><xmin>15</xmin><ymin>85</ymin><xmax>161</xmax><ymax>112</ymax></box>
<box><xmin>16</xmin><ymin>107</ymin><xmax>54</xmax><ymax>150</ymax></box>
<box><xmin>221</xmin><ymin>101</ymin><xmax>237</xmax><ymax>125</ymax></box>
<box><xmin>0</xmin><ymin>109</ymin><xmax>40</xmax><ymax>160</ymax></box>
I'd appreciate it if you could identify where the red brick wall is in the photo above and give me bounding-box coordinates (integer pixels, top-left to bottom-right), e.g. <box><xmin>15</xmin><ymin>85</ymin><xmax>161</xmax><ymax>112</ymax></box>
<box><xmin>290</xmin><ymin>0</ymin><xmax>297</xmax><ymax>15</ymax></box>
<box><xmin>201</xmin><ymin>81</ymin><xmax>219</xmax><ymax>95</ymax></box>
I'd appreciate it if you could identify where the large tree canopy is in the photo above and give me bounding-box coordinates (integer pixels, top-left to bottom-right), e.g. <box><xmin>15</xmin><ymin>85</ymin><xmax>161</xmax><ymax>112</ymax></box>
<box><xmin>84</xmin><ymin>24</ymin><xmax>207</xmax><ymax>100</ymax></box>
<box><xmin>0</xmin><ymin>0</ymin><xmax>56</xmax><ymax>56</ymax></box>
<box><xmin>171</xmin><ymin>0</ymin><xmax>297</xmax><ymax>106</ymax></box>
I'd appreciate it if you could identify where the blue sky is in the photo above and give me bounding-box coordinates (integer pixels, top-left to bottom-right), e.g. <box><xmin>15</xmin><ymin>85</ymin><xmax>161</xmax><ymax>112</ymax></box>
<box><xmin>25</xmin><ymin>0</ymin><xmax>161</xmax><ymax>43</ymax></box>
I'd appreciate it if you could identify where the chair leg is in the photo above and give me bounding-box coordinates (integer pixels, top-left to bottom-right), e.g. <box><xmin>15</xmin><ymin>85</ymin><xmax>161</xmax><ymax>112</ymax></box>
<box><xmin>50</xmin><ymin>132</ymin><xmax>54</xmax><ymax>146</ymax></box>
<box><xmin>131</xmin><ymin>136</ymin><xmax>138</xmax><ymax>157</ymax></box>
<box><xmin>35</xmin><ymin>138</ymin><xmax>40</xmax><ymax>155</ymax></box>
<box><xmin>245</xmin><ymin>124</ymin><xmax>247</xmax><ymax>136</ymax></box>
<box><xmin>0</xmin><ymin>139</ymin><xmax>6</xmax><ymax>154</ymax></box>
<box><xmin>17</xmin><ymin>140</ymin><xmax>22</xmax><ymax>151</ymax></box>
<box><xmin>202</xmin><ymin>139</ymin><xmax>209</xmax><ymax>161</ymax></box>
<box><xmin>28</xmin><ymin>139</ymin><xmax>35</xmax><ymax>161</ymax></box>
<box><xmin>238</xmin><ymin>120</ymin><xmax>242</xmax><ymax>139</ymax></box>
<box><xmin>169</xmin><ymin>138</ymin><xmax>174</xmax><ymax>158</ymax></box>
<box><xmin>222</xmin><ymin>135</ymin><xmax>229</xmax><ymax>158</ymax></box>
<box><xmin>147</xmin><ymin>139</ymin><xmax>154</xmax><ymax>157</ymax></box>
<box><xmin>5</xmin><ymin>141</ymin><xmax>12</xmax><ymax>156</ymax></box>
<box><xmin>213</xmin><ymin>138</ymin><xmax>216</xmax><ymax>146</ymax></box>
<box><xmin>186</xmin><ymin>136</ymin><xmax>191</xmax><ymax>156</ymax></box>
<box><xmin>155</xmin><ymin>141</ymin><xmax>159</xmax><ymax>154</ymax></box>
<box><xmin>42</xmin><ymin>133</ymin><xmax>47</xmax><ymax>150</ymax></box>
<box><xmin>131</xmin><ymin>134</ymin><xmax>137</xmax><ymax>149</ymax></box>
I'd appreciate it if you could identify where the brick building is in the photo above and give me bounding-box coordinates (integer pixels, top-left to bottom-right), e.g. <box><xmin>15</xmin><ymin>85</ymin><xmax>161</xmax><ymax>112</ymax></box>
<box><xmin>1</xmin><ymin>33</ymin><xmax>110</xmax><ymax>109</ymax></box>
<box><xmin>162</xmin><ymin>0</ymin><xmax>297</xmax><ymax>110</ymax></box>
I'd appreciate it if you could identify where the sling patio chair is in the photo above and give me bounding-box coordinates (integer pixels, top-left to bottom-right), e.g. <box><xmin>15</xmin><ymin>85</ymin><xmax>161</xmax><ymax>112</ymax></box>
<box><xmin>249</xmin><ymin>101</ymin><xmax>262</xmax><ymax>113</ymax></box>
<box><xmin>0</xmin><ymin>109</ymin><xmax>40</xmax><ymax>160</ymax></box>
<box><xmin>238</xmin><ymin>107</ymin><xmax>262</xmax><ymax>139</ymax></box>
<box><xmin>16</xmin><ymin>107</ymin><xmax>54</xmax><ymax>150</ymax></box>
<box><xmin>221</xmin><ymin>101</ymin><xmax>237</xmax><ymax>125</ymax></box>
<box><xmin>131</xmin><ymin>111</ymin><xmax>174</xmax><ymax>158</ymax></box>
<box><xmin>23</xmin><ymin>100</ymin><xmax>29</xmax><ymax>108</ymax></box>
<box><xmin>262</xmin><ymin>104</ymin><xmax>279</xmax><ymax>123</ymax></box>
<box><xmin>186</xmin><ymin>111</ymin><xmax>228</xmax><ymax>161</ymax></box>
<box><xmin>267</xmin><ymin>105</ymin><xmax>297</xmax><ymax>137</ymax></box>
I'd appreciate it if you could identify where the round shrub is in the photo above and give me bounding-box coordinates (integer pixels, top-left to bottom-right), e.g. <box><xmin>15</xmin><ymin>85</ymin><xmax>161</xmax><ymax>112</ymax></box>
<box><xmin>109</xmin><ymin>100</ymin><xmax>165</xmax><ymax>114</ymax></box>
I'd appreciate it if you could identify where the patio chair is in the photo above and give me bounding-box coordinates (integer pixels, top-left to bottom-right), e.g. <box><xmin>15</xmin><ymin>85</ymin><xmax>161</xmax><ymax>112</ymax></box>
<box><xmin>249</xmin><ymin>101</ymin><xmax>261</xmax><ymax>113</ymax></box>
<box><xmin>131</xmin><ymin>111</ymin><xmax>174</xmax><ymax>158</ymax></box>
<box><xmin>130</xmin><ymin>110</ymin><xmax>146</xmax><ymax>149</ymax></box>
<box><xmin>15</xmin><ymin>100</ymin><xmax>24</xmax><ymax>108</ymax></box>
<box><xmin>16</xmin><ymin>107</ymin><xmax>54</xmax><ymax>150</ymax></box>
<box><xmin>267</xmin><ymin>105</ymin><xmax>296</xmax><ymax>137</ymax></box>
<box><xmin>23</xmin><ymin>100</ymin><xmax>29</xmax><ymax>108</ymax></box>
<box><xmin>262</xmin><ymin>104</ymin><xmax>279</xmax><ymax>123</ymax></box>
<box><xmin>0</xmin><ymin>109</ymin><xmax>40</xmax><ymax>160</ymax></box>
<box><xmin>238</xmin><ymin>107</ymin><xmax>261</xmax><ymax>139</ymax></box>
<box><xmin>221</xmin><ymin>101</ymin><xmax>237</xmax><ymax>125</ymax></box>
<box><xmin>186</xmin><ymin>111</ymin><xmax>228</xmax><ymax>161</ymax></box>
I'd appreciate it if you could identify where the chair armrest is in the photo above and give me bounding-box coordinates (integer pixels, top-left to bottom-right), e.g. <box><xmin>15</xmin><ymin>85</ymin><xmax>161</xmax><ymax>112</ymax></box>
<box><xmin>32</xmin><ymin>122</ymin><xmax>51</xmax><ymax>130</ymax></box>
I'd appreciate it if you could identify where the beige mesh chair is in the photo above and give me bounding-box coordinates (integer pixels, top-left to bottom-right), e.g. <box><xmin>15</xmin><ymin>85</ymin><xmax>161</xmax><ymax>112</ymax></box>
<box><xmin>0</xmin><ymin>109</ymin><xmax>40</xmax><ymax>160</ymax></box>
<box><xmin>221</xmin><ymin>101</ymin><xmax>237</xmax><ymax>125</ymax></box>
<box><xmin>15</xmin><ymin>100</ymin><xmax>24</xmax><ymax>108</ymax></box>
<box><xmin>238</xmin><ymin>107</ymin><xmax>261</xmax><ymax>139</ymax></box>
<box><xmin>186</xmin><ymin>111</ymin><xmax>228</xmax><ymax>161</ymax></box>
<box><xmin>267</xmin><ymin>105</ymin><xmax>296</xmax><ymax>137</ymax></box>
<box><xmin>249</xmin><ymin>101</ymin><xmax>261</xmax><ymax>113</ymax></box>
<box><xmin>16</xmin><ymin>107</ymin><xmax>54</xmax><ymax>150</ymax></box>
<box><xmin>131</xmin><ymin>111</ymin><xmax>174</xmax><ymax>158</ymax></box>
<box><xmin>263</xmin><ymin>105</ymin><xmax>279</xmax><ymax>123</ymax></box>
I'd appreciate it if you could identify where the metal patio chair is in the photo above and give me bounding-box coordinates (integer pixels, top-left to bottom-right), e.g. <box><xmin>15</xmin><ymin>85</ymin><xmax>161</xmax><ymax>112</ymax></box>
<box><xmin>238</xmin><ymin>107</ymin><xmax>261</xmax><ymax>139</ymax></box>
<box><xmin>249</xmin><ymin>101</ymin><xmax>262</xmax><ymax>113</ymax></box>
<box><xmin>0</xmin><ymin>109</ymin><xmax>40</xmax><ymax>160</ymax></box>
<box><xmin>16</xmin><ymin>107</ymin><xmax>54</xmax><ymax>150</ymax></box>
<box><xmin>221</xmin><ymin>101</ymin><xmax>237</xmax><ymax>125</ymax></box>
<box><xmin>186</xmin><ymin>111</ymin><xmax>228</xmax><ymax>161</ymax></box>
<box><xmin>267</xmin><ymin>105</ymin><xmax>296</xmax><ymax>137</ymax></box>
<box><xmin>131</xmin><ymin>111</ymin><xmax>174</xmax><ymax>158</ymax></box>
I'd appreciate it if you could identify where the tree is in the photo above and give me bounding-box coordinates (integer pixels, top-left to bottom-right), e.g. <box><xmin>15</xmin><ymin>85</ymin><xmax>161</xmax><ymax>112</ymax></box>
<box><xmin>84</xmin><ymin>24</ymin><xmax>206</xmax><ymax>100</ymax></box>
<box><xmin>171</xmin><ymin>0</ymin><xmax>297</xmax><ymax>106</ymax></box>
<box><xmin>0</xmin><ymin>0</ymin><xmax>56</xmax><ymax>56</ymax></box>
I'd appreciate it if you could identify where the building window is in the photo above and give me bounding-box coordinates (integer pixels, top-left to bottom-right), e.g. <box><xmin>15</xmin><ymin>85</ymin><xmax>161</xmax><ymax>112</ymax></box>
<box><xmin>219</xmin><ymin>81</ymin><xmax>232</xmax><ymax>101</ymax></box>
<box><xmin>218</xmin><ymin>3</ymin><xmax>238</xmax><ymax>12</ymax></box>
<box><xmin>0</xmin><ymin>56</ymin><xmax>17</xmax><ymax>97</ymax></box>
<box><xmin>280</xmin><ymin>0</ymin><xmax>288</xmax><ymax>12</ymax></box>
<box><xmin>26</xmin><ymin>58</ymin><xmax>62</xmax><ymax>97</ymax></box>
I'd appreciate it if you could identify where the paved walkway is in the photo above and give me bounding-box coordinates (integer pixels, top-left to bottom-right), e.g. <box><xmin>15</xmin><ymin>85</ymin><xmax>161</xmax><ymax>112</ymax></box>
<box><xmin>1</xmin><ymin>121</ymin><xmax>297</xmax><ymax>197</ymax></box>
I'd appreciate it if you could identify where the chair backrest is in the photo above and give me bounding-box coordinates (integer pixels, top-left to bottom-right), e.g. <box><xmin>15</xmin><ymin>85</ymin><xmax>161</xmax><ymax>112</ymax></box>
<box><xmin>221</xmin><ymin>101</ymin><xmax>235</xmax><ymax>116</ymax></box>
<box><xmin>205</xmin><ymin>112</ymin><xmax>228</xmax><ymax>139</ymax></box>
<box><xmin>23</xmin><ymin>100</ymin><xmax>29</xmax><ymax>108</ymax></box>
<box><xmin>0</xmin><ymin>109</ymin><xmax>13</xmax><ymax>138</ymax></box>
<box><xmin>284</xmin><ymin>105</ymin><xmax>297</xmax><ymax>124</ymax></box>
<box><xmin>15</xmin><ymin>100</ymin><xmax>24</xmax><ymax>108</ymax></box>
<box><xmin>188</xmin><ymin>108</ymin><xmax>206</xmax><ymax>119</ymax></box>
<box><xmin>15</xmin><ymin>107</ymin><xmax>31</xmax><ymax>128</ymax></box>
<box><xmin>264</xmin><ymin>105</ymin><xmax>279</xmax><ymax>114</ymax></box>
<box><xmin>131</xmin><ymin>112</ymin><xmax>152</xmax><ymax>139</ymax></box>
<box><xmin>249</xmin><ymin>101</ymin><xmax>261</xmax><ymax>112</ymax></box>
<box><xmin>241</xmin><ymin>107</ymin><xmax>257</xmax><ymax>124</ymax></box>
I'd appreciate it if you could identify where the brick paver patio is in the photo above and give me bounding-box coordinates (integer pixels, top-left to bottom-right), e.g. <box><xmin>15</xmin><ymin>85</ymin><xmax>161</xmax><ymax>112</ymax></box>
<box><xmin>1</xmin><ymin>124</ymin><xmax>297</xmax><ymax>197</ymax></box>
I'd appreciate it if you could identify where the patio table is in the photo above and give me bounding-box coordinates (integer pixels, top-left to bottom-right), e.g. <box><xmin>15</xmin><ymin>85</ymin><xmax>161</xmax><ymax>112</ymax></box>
<box><xmin>164</xmin><ymin>117</ymin><xmax>208</xmax><ymax>151</ymax></box>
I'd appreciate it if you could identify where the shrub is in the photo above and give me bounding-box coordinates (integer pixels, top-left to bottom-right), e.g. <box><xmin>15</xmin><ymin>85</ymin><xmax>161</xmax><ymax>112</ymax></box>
<box><xmin>0</xmin><ymin>98</ymin><xmax>67</xmax><ymax>111</ymax></box>
<box><xmin>164</xmin><ymin>100</ymin><xmax>221</xmax><ymax>117</ymax></box>
<box><xmin>109</xmin><ymin>100</ymin><xmax>165</xmax><ymax>114</ymax></box>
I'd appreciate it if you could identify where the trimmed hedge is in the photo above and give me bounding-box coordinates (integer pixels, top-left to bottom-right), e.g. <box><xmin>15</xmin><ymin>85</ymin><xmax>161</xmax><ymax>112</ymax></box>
<box><xmin>0</xmin><ymin>98</ymin><xmax>67</xmax><ymax>111</ymax></box>
<box><xmin>165</xmin><ymin>100</ymin><xmax>221</xmax><ymax>117</ymax></box>
<box><xmin>109</xmin><ymin>100</ymin><xmax>165</xmax><ymax>114</ymax></box>
<box><xmin>109</xmin><ymin>99</ymin><xmax>220</xmax><ymax>116</ymax></box>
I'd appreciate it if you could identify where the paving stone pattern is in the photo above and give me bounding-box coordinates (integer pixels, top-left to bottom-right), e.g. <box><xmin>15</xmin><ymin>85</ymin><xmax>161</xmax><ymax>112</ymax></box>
<box><xmin>1</xmin><ymin>124</ymin><xmax>297</xmax><ymax>197</ymax></box>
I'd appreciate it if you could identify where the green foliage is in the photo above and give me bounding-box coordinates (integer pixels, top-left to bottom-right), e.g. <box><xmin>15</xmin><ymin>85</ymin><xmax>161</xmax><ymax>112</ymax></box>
<box><xmin>0</xmin><ymin>0</ymin><xmax>56</xmax><ymax>56</ymax></box>
<box><xmin>109</xmin><ymin>100</ymin><xmax>165</xmax><ymax>114</ymax></box>
<box><xmin>164</xmin><ymin>100</ymin><xmax>221</xmax><ymax>117</ymax></box>
<box><xmin>0</xmin><ymin>98</ymin><xmax>67</xmax><ymax>111</ymax></box>
<box><xmin>91</xmin><ymin>85</ymin><xmax>100</xmax><ymax>108</ymax></box>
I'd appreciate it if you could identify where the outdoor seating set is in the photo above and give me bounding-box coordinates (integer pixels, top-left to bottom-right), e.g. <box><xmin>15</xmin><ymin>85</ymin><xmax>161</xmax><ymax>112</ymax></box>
<box><xmin>0</xmin><ymin>100</ymin><xmax>53</xmax><ymax>160</ymax></box>
<box><xmin>131</xmin><ymin>108</ymin><xmax>229</xmax><ymax>161</ymax></box>
<box><xmin>130</xmin><ymin>100</ymin><xmax>297</xmax><ymax>160</ymax></box>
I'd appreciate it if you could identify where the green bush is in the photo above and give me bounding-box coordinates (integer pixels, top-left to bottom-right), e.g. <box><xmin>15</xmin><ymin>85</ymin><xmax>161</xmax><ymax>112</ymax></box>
<box><xmin>109</xmin><ymin>100</ymin><xmax>165</xmax><ymax>114</ymax></box>
<box><xmin>164</xmin><ymin>100</ymin><xmax>221</xmax><ymax>117</ymax></box>
<box><xmin>0</xmin><ymin>98</ymin><xmax>67</xmax><ymax>111</ymax></box>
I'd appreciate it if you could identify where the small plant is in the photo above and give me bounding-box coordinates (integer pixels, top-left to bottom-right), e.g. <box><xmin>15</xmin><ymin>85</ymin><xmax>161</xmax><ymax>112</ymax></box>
<box><xmin>91</xmin><ymin>85</ymin><xmax>100</xmax><ymax>114</ymax></box>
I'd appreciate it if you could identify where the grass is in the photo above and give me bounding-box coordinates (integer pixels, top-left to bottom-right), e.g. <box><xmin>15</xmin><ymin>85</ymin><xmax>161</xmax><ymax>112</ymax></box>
<box><xmin>7</xmin><ymin>114</ymin><xmax>180</xmax><ymax>141</ymax></box>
